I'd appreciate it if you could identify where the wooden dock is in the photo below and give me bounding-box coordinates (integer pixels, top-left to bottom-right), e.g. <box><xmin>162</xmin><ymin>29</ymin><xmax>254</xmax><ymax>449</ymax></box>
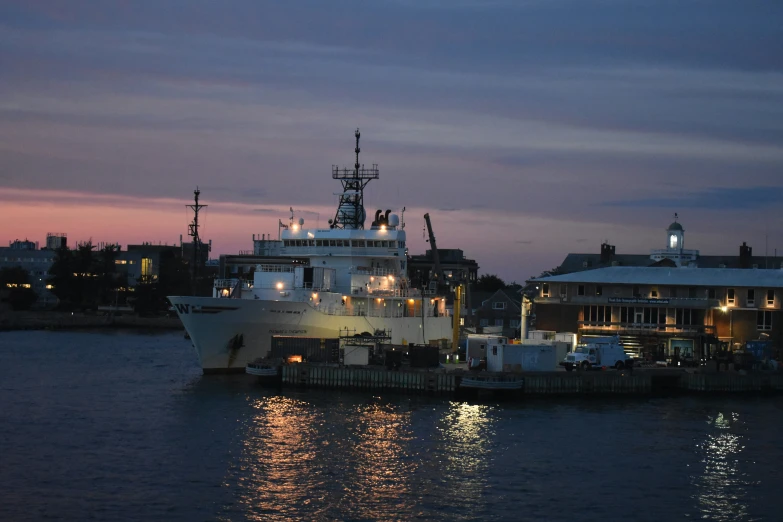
<box><xmin>254</xmin><ymin>363</ymin><xmax>783</xmax><ymax>398</ymax></box>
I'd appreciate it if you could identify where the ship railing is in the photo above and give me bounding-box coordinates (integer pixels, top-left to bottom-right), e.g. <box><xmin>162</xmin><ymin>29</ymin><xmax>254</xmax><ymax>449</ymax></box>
<box><xmin>319</xmin><ymin>306</ymin><xmax>444</xmax><ymax>318</ymax></box>
<box><xmin>350</xmin><ymin>287</ymin><xmax>422</xmax><ymax>298</ymax></box>
<box><xmin>214</xmin><ymin>278</ymin><xmax>239</xmax><ymax>288</ymax></box>
<box><xmin>256</xmin><ymin>264</ymin><xmax>296</xmax><ymax>273</ymax></box>
<box><xmin>348</xmin><ymin>266</ymin><xmax>399</xmax><ymax>277</ymax></box>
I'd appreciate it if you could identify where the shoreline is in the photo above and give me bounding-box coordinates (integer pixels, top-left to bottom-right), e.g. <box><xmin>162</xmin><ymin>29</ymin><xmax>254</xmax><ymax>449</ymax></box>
<box><xmin>0</xmin><ymin>310</ymin><xmax>183</xmax><ymax>332</ymax></box>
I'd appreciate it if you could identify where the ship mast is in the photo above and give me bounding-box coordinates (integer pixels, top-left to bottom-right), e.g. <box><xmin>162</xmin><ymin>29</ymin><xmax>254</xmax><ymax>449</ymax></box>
<box><xmin>329</xmin><ymin>128</ymin><xmax>379</xmax><ymax>229</ymax></box>
<box><xmin>187</xmin><ymin>187</ymin><xmax>207</xmax><ymax>294</ymax></box>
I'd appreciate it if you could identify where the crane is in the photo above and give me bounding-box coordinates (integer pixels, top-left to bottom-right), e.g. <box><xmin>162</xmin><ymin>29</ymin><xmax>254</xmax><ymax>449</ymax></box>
<box><xmin>424</xmin><ymin>213</ymin><xmax>463</xmax><ymax>354</ymax></box>
<box><xmin>423</xmin><ymin>213</ymin><xmax>443</xmax><ymax>285</ymax></box>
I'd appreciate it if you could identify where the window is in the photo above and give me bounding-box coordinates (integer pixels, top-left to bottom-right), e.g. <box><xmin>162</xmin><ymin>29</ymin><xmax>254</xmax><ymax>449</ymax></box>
<box><xmin>542</xmin><ymin>283</ymin><xmax>550</xmax><ymax>297</ymax></box>
<box><xmin>583</xmin><ymin>305</ymin><xmax>610</xmax><ymax>324</ymax></box>
<box><xmin>492</xmin><ymin>302</ymin><xmax>506</xmax><ymax>310</ymax></box>
<box><xmin>688</xmin><ymin>287</ymin><xmax>697</xmax><ymax>298</ymax></box>
<box><xmin>509</xmin><ymin>319</ymin><xmax>520</xmax><ymax>328</ymax></box>
<box><xmin>633</xmin><ymin>286</ymin><xmax>640</xmax><ymax>297</ymax></box>
<box><xmin>495</xmin><ymin>318</ymin><xmax>504</xmax><ymax>326</ymax></box>
<box><xmin>727</xmin><ymin>288</ymin><xmax>735</xmax><ymax>305</ymax></box>
<box><xmin>651</xmin><ymin>287</ymin><xmax>658</xmax><ymax>298</ymax></box>
<box><xmin>595</xmin><ymin>285</ymin><xmax>603</xmax><ymax>296</ymax></box>
<box><xmin>757</xmin><ymin>311</ymin><xmax>773</xmax><ymax>331</ymax></box>
<box><xmin>479</xmin><ymin>319</ymin><xmax>489</xmax><ymax>327</ymax></box>
<box><xmin>675</xmin><ymin>308</ymin><xmax>692</xmax><ymax>326</ymax></box>
<box><xmin>747</xmin><ymin>289</ymin><xmax>755</xmax><ymax>307</ymax></box>
<box><xmin>141</xmin><ymin>257</ymin><xmax>152</xmax><ymax>277</ymax></box>
<box><xmin>767</xmin><ymin>289</ymin><xmax>775</xmax><ymax>306</ymax></box>
<box><xmin>560</xmin><ymin>285</ymin><xmax>567</xmax><ymax>297</ymax></box>
<box><xmin>578</xmin><ymin>285</ymin><xmax>585</xmax><ymax>296</ymax></box>
<box><xmin>707</xmin><ymin>288</ymin><xmax>716</xmax><ymax>300</ymax></box>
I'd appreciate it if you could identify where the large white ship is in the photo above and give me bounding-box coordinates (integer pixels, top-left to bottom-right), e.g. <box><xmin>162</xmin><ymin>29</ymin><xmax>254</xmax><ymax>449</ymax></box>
<box><xmin>169</xmin><ymin>130</ymin><xmax>454</xmax><ymax>373</ymax></box>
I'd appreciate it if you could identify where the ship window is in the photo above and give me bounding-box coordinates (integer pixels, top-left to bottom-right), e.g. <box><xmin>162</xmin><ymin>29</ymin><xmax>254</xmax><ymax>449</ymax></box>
<box><xmin>356</xmin><ymin>240</ymin><xmax>364</xmax><ymax>248</ymax></box>
<box><xmin>578</xmin><ymin>285</ymin><xmax>585</xmax><ymax>296</ymax></box>
<box><xmin>768</xmin><ymin>289</ymin><xmax>775</xmax><ymax>306</ymax></box>
<box><xmin>315</xmin><ymin>240</ymin><xmax>322</xmax><ymax>247</ymax></box>
<box><xmin>382</xmin><ymin>241</ymin><xmax>389</xmax><ymax>248</ymax></box>
<box><xmin>329</xmin><ymin>240</ymin><xmax>336</xmax><ymax>247</ymax></box>
<box><xmin>727</xmin><ymin>288</ymin><xmax>735</xmax><ymax>305</ymax></box>
<box><xmin>707</xmin><ymin>288</ymin><xmax>716</xmax><ymax>299</ymax></box>
<box><xmin>595</xmin><ymin>285</ymin><xmax>603</xmax><ymax>296</ymax></box>
<box><xmin>542</xmin><ymin>283</ymin><xmax>550</xmax><ymax>297</ymax></box>
<box><xmin>747</xmin><ymin>289</ymin><xmax>755</xmax><ymax>306</ymax></box>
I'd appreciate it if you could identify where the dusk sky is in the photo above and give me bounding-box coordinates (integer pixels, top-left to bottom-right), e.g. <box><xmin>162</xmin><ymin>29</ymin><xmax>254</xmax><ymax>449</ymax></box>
<box><xmin>2</xmin><ymin>0</ymin><xmax>782</xmax><ymax>282</ymax></box>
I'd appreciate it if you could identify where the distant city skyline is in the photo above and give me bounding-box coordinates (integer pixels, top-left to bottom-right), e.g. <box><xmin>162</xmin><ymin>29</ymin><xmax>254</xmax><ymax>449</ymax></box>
<box><xmin>2</xmin><ymin>0</ymin><xmax>782</xmax><ymax>281</ymax></box>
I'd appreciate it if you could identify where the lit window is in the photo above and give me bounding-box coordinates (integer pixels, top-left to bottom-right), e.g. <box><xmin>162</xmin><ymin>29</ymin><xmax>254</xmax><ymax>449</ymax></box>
<box><xmin>670</xmin><ymin>234</ymin><xmax>678</xmax><ymax>248</ymax></box>
<box><xmin>141</xmin><ymin>258</ymin><xmax>152</xmax><ymax>277</ymax></box>
<box><xmin>542</xmin><ymin>283</ymin><xmax>550</xmax><ymax>297</ymax></box>
<box><xmin>767</xmin><ymin>289</ymin><xmax>775</xmax><ymax>306</ymax></box>
<box><xmin>727</xmin><ymin>288</ymin><xmax>735</xmax><ymax>305</ymax></box>
<box><xmin>747</xmin><ymin>289</ymin><xmax>755</xmax><ymax>307</ymax></box>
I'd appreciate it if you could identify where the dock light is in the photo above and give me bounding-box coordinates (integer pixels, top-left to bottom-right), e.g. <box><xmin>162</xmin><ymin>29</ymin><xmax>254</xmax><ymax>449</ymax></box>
<box><xmin>312</xmin><ymin>292</ymin><xmax>318</xmax><ymax>300</ymax></box>
<box><xmin>292</xmin><ymin>224</ymin><xmax>299</xmax><ymax>232</ymax></box>
<box><xmin>276</xmin><ymin>282</ymin><xmax>283</xmax><ymax>290</ymax></box>
<box><xmin>377</xmin><ymin>298</ymin><xmax>382</xmax><ymax>303</ymax></box>
<box><xmin>408</xmin><ymin>299</ymin><xmax>415</xmax><ymax>304</ymax></box>
<box><xmin>721</xmin><ymin>306</ymin><xmax>728</xmax><ymax>313</ymax></box>
<box><xmin>380</xmin><ymin>225</ymin><xmax>386</xmax><ymax>231</ymax></box>
<box><xmin>389</xmin><ymin>275</ymin><xmax>394</xmax><ymax>282</ymax></box>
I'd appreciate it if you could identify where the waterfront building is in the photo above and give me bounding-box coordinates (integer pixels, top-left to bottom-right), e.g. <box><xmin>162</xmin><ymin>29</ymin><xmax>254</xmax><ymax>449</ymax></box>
<box><xmin>530</xmin><ymin>217</ymin><xmax>783</xmax><ymax>362</ymax></box>
<box><xmin>0</xmin><ymin>238</ymin><xmax>58</xmax><ymax>308</ymax></box>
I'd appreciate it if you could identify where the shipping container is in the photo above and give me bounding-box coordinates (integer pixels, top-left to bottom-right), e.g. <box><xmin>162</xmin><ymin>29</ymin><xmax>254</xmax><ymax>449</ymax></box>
<box><xmin>271</xmin><ymin>336</ymin><xmax>340</xmax><ymax>363</ymax></box>
<box><xmin>486</xmin><ymin>343</ymin><xmax>557</xmax><ymax>372</ymax></box>
<box><xmin>409</xmin><ymin>345</ymin><xmax>439</xmax><ymax>368</ymax></box>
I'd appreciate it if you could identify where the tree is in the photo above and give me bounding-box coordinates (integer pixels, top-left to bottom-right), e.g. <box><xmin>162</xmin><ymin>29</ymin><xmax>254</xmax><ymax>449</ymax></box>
<box><xmin>473</xmin><ymin>274</ymin><xmax>506</xmax><ymax>293</ymax></box>
<box><xmin>0</xmin><ymin>267</ymin><xmax>29</xmax><ymax>287</ymax></box>
<box><xmin>1</xmin><ymin>267</ymin><xmax>38</xmax><ymax>310</ymax></box>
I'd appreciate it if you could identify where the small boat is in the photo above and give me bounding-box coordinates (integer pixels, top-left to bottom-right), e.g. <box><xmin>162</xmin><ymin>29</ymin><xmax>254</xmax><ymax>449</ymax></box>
<box><xmin>246</xmin><ymin>360</ymin><xmax>281</xmax><ymax>378</ymax></box>
<box><xmin>460</xmin><ymin>375</ymin><xmax>524</xmax><ymax>390</ymax></box>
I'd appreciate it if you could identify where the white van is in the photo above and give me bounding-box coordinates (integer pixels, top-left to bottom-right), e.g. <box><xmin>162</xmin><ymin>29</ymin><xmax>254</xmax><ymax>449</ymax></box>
<box><xmin>560</xmin><ymin>336</ymin><xmax>633</xmax><ymax>371</ymax></box>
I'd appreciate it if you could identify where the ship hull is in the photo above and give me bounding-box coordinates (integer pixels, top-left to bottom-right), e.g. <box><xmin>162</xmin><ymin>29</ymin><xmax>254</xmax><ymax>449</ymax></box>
<box><xmin>168</xmin><ymin>296</ymin><xmax>453</xmax><ymax>373</ymax></box>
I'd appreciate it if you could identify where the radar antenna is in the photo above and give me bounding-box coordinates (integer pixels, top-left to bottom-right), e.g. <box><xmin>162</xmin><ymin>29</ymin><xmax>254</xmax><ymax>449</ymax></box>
<box><xmin>330</xmin><ymin>128</ymin><xmax>379</xmax><ymax>229</ymax></box>
<box><xmin>187</xmin><ymin>187</ymin><xmax>207</xmax><ymax>294</ymax></box>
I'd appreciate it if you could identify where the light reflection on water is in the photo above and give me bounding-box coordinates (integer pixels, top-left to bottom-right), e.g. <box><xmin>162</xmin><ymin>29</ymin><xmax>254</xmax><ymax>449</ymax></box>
<box><xmin>692</xmin><ymin>411</ymin><xmax>755</xmax><ymax>522</ymax></box>
<box><xmin>2</xmin><ymin>331</ymin><xmax>782</xmax><ymax>521</ymax></box>
<box><xmin>439</xmin><ymin>403</ymin><xmax>494</xmax><ymax>504</ymax></box>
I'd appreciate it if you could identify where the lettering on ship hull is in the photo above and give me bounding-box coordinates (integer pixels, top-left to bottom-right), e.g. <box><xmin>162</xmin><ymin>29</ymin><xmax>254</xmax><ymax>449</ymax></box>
<box><xmin>269</xmin><ymin>329</ymin><xmax>308</xmax><ymax>335</ymax></box>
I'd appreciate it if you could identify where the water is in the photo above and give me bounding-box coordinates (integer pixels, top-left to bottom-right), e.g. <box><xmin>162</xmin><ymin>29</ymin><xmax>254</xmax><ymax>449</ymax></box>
<box><xmin>1</xmin><ymin>331</ymin><xmax>781</xmax><ymax>521</ymax></box>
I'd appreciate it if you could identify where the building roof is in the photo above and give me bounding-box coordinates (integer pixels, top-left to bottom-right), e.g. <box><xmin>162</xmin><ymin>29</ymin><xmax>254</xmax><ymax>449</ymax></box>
<box><xmin>667</xmin><ymin>222</ymin><xmax>683</xmax><ymax>231</ymax></box>
<box><xmin>557</xmin><ymin>252</ymin><xmax>783</xmax><ymax>274</ymax></box>
<box><xmin>532</xmin><ymin>266</ymin><xmax>783</xmax><ymax>288</ymax></box>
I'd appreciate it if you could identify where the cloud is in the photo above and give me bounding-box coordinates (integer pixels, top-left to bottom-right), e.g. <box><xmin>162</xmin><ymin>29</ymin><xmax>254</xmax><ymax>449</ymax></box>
<box><xmin>602</xmin><ymin>186</ymin><xmax>783</xmax><ymax>211</ymax></box>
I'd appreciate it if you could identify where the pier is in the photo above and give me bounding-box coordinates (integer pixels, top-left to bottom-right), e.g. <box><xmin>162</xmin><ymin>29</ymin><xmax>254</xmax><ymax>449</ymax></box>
<box><xmin>255</xmin><ymin>363</ymin><xmax>783</xmax><ymax>397</ymax></box>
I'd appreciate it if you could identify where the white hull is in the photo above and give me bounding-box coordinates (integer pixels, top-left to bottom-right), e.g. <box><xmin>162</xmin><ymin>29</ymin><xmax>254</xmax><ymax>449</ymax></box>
<box><xmin>169</xmin><ymin>296</ymin><xmax>453</xmax><ymax>373</ymax></box>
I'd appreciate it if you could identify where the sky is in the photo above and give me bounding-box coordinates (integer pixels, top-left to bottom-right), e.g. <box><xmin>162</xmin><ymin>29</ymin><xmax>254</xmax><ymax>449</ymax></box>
<box><xmin>1</xmin><ymin>0</ymin><xmax>782</xmax><ymax>282</ymax></box>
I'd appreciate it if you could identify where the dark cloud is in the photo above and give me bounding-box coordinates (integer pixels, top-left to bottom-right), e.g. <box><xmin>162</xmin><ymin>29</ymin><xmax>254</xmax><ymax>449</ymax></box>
<box><xmin>603</xmin><ymin>186</ymin><xmax>783</xmax><ymax>211</ymax></box>
<box><xmin>1</xmin><ymin>0</ymin><xmax>782</xmax><ymax>280</ymax></box>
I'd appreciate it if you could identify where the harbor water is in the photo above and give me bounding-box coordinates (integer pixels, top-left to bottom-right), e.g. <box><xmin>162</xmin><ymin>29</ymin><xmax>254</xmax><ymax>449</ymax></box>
<box><xmin>1</xmin><ymin>330</ymin><xmax>781</xmax><ymax>521</ymax></box>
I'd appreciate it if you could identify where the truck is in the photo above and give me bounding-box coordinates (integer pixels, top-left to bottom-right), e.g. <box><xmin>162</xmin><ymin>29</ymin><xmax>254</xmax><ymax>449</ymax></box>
<box><xmin>560</xmin><ymin>336</ymin><xmax>633</xmax><ymax>372</ymax></box>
